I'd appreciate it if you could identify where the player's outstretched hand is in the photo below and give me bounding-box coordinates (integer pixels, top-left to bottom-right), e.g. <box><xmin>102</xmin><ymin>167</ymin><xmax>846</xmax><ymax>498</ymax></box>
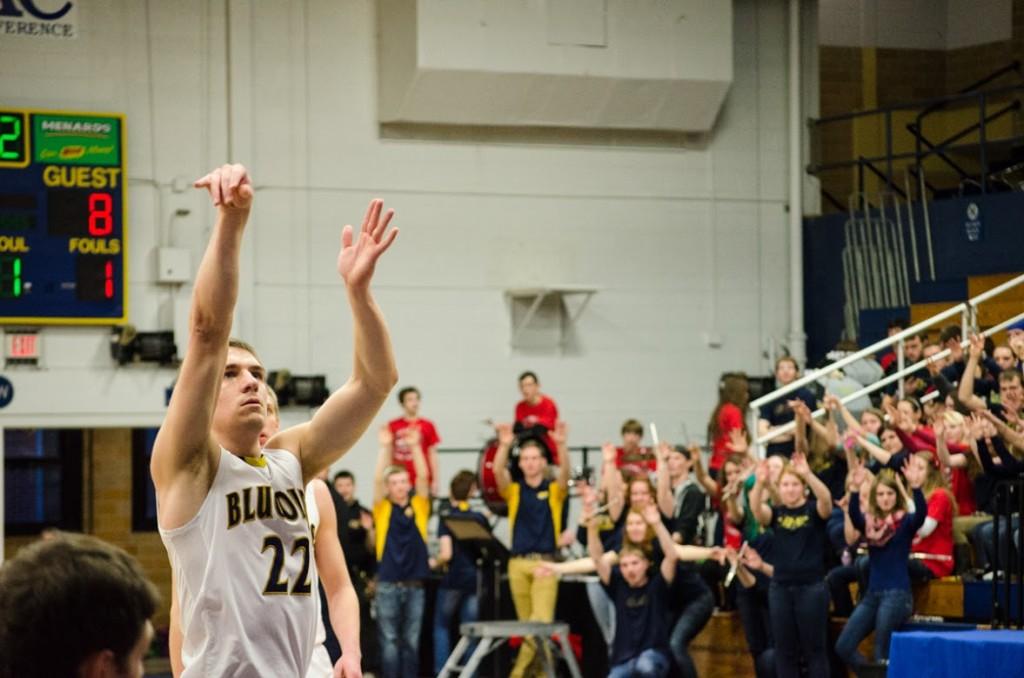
<box><xmin>337</xmin><ymin>198</ymin><xmax>398</xmax><ymax>291</ymax></box>
<box><xmin>194</xmin><ymin>163</ymin><xmax>253</xmax><ymax>211</ymax></box>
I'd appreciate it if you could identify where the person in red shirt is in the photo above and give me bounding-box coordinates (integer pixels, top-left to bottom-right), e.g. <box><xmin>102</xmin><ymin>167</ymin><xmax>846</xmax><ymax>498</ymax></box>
<box><xmin>707</xmin><ymin>373</ymin><xmax>749</xmax><ymax>476</ymax></box>
<box><xmin>514</xmin><ymin>371</ymin><xmax>560</xmax><ymax>463</ymax></box>
<box><xmin>905</xmin><ymin>452</ymin><xmax>956</xmax><ymax>579</ymax></box>
<box><xmin>615</xmin><ymin>418</ymin><xmax>656</xmax><ymax>476</ymax></box>
<box><xmin>386</xmin><ymin>386</ymin><xmax>441</xmax><ymax>495</ymax></box>
<box><xmin>931</xmin><ymin>411</ymin><xmax>979</xmax><ymax>517</ymax></box>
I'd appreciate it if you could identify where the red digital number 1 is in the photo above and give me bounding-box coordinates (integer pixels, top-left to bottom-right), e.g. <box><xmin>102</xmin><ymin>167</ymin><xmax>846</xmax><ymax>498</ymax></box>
<box><xmin>104</xmin><ymin>259</ymin><xmax>114</xmax><ymax>299</ymax></box>
<box><xmin>88</xmin><ymin>192</ymin><xmax>113</xmax><ymax>236</ymax></box>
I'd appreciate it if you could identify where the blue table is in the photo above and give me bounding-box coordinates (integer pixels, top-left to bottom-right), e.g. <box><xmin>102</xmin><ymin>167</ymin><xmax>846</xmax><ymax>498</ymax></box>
<box><xmin>888</xmin><ymin>629</ymin><xmax>1024</xmax><ymax>677</ymax></box>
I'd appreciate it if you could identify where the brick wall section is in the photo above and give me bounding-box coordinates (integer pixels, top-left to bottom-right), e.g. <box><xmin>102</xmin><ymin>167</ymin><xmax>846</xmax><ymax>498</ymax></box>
<box><xmin>819</xmin><ymin>32</ymin><xmax>1021</xmax><ymax>212</ymax></box>
<box><xmin>90</xmin><ymin>428</ymin><xmax>172</xmax><ymax>630</ymax></box>
<box><xmin>818</xmin><ymin>47</ymin><xmax>863</xmax><ymax>208</ymax></box>
<box><xmin>946</xmin><ymin>41</ymin><xmax>1016</xmax><ymax>93</ymax></box>
<box><xmin>875</xmin><ymin>48</ymin><xmax>946</xmax><ymax>107</ymax></box>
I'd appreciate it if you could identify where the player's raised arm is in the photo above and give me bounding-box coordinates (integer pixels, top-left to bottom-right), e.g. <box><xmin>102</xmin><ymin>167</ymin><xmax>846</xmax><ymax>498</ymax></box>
<box><xmin>151</xmin><ymin>164</ymin><xmax>254</xmax><ymax>529</ymax></box>
<box><xmin>311</xmin><ymin>479</ymin><xmax>363</xmax><ymax>678</ymax></box>
<box><xmin>272</xmin><ymin>199</ymin><xmax>399</xmax><ymax>480</ymax></box>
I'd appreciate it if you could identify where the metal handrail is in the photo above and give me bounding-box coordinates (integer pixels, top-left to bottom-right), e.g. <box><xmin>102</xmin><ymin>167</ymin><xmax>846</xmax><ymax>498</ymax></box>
<box><xmin>809</xmin><ymin>109</ymin><xmax>1023</xmax><ymax>175</ymax></box>
<box><xmin>809</xmin><ymin>78</ymin><xmax>1024</xmax><ymax>204</ymax></box>
<box><xmin>918</xmin><ymin>60</ymin><xmax>1021</xmax><ymax>122</ymax></box>
<box><xmin>754</xmin><ymin>309</ymin><xmax>1024</xmax><ymax>446</ymax></box>
<box><xmin>749</xmin><ymin>273</ymin><xmax>1024</xmax><ymax>453</ymax></box>
<box><xmin>813</xmin><ymin>82</ymin><xmax>1024</xmax><ymax>126</ymax></box>
<box><xmin>748</xmin><ymin>303</ymin><xmax>968</xmax><ymax>410</ymax></box>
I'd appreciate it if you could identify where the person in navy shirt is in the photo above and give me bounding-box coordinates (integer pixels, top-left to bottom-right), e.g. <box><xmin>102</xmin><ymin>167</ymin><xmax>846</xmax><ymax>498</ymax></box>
<box><xmin>372</xmin><ymin>426</ymin><xmax>431</xmax><ymax>678</ymax></box>
<box><xmin>494</xmin><ymin>420</ymin><xmax>570</xmax><ymax>678</ymax></box>
<box><xmin>588</xmin><ymin>501</ymin><xmax>680</xmax><ymax>677</ymax></box>
<box><xmin>758</xmin><ymin>357</ymin><xmax>817</xmax><ymax>458</ymax></box>
<box><xmin>750</xmin><ymin>452</ymin><xmax>833</xmax><ymax>678</ymax></box>
<box><xmin>835</xmin><ymin>460</ymin><xmax>926</xmax><ymax>671</ymax></box>
<box><xmin>431</xmin><ymin>470</ymin><xmax>488</xmax><ymax>674</ymax></box>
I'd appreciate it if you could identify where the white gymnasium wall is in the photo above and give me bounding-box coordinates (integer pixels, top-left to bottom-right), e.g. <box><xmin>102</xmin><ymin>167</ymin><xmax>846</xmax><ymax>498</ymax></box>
<box><xmin>0</xmin><ymin>0</ymin><xmax>799</xmax><ymax>506</ymax></box>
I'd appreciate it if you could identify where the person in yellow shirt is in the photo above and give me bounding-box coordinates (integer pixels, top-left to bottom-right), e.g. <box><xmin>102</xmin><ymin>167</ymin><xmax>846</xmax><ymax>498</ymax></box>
<box><xmin>373</xmin><ymin>424</ymin><xmax>431</xmax><ymax>678</ymax></box>
<box><xmin>493</xmin><ymin>421</ymin><xmax>570</xmax><ymax>677</ymax></box>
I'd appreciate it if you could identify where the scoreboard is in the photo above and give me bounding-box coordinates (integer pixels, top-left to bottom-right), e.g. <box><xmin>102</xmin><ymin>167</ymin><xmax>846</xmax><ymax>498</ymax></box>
<box><xmin>0</xmin><ymin>109</ymin><xmax>126</xmax><ymax>325</ymax></box>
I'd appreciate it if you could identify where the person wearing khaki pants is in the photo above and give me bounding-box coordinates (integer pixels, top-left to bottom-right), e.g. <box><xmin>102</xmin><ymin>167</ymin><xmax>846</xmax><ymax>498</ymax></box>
<box><xmin>493</xmin><ymin>421</ymin><xmax>570</xmax><ymax>678</ymax></box>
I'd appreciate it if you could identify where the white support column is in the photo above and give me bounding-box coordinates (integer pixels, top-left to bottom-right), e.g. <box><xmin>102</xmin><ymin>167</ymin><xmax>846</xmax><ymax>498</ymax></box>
<box><xmin>226</xmin><ymin>0</ymin><xmax>256</xmax><ymax>343</ymax></box>
<box><xmin>787</xmin><ymin>0</ymin><xmax>806</xmax><ymax>365</ymax></box>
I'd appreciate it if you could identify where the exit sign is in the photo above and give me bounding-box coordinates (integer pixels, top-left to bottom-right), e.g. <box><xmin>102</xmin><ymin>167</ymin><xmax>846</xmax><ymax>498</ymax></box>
<box><xmin>5</xmin><ymin>331</ymin><xmax>38</xmax><ymax>359</ymax></box>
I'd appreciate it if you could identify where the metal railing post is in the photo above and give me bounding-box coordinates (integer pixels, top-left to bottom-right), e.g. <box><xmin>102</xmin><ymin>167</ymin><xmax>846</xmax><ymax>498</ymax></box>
<box><xmin>1017</xmin><ymin>478</ymin><xmax>1023</xmax><ymax>628</ymax></box>
<box><xmin>993</xmin><ymin>482</ymin><xmax>1003</xmax><ymax>626</ymax></box>
<box><xmin>904</xmin><ymin>166</ymin><xmax>921</xmax><ymax>282</ymax></box>
<box><xmin>748</xmin><ymin>407</ymin><xmax>762</xmax><ymax>460</ymax></box>
<box><xmin>897</xmin><ymin>340</ymin><xmax>905</xmax><ymax>399</ymax></box>
<box><xmin>918</xmin><ymin>165</ymin><xmax>936</xmax><ymax>280</ymax></box>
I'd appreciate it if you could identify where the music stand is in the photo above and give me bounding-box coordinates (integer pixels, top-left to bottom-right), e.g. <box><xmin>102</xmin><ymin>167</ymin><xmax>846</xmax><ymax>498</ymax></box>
<box><xmin>442</xmin><ymin>515</ymin><xmax>510</xmax><ymax>610</ymax></box>
<box><xmin>442</xmin><ymin>515</ymin><xmax>510</xmax><ymax>678</ymax></box>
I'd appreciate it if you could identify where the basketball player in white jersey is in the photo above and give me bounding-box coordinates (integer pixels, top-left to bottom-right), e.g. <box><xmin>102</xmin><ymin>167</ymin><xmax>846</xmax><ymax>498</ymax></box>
<box><xmin>169</xmin><ymin>387</ymin><xmax>364</xmax><ymax>677</ymax></box>
<box><xmin>152</xmin><ymin>164</ymin><xmax>397</xmax><ymax>677</ymax></box>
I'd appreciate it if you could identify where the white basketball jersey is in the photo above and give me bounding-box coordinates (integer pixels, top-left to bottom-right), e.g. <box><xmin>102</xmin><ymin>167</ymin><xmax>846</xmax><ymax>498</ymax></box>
<box><xmin>305</xmin><ymin>481</ymin><xmax>332</xmax><ymax>678</ymax></box>
<box><xmin>160</xmin><ymin>447</ymin><xmax>320</xmax><ymax>678</ymax></box>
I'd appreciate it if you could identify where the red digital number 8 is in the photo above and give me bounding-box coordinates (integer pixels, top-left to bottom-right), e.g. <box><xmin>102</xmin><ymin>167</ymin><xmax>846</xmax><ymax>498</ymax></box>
<box><xmin>88</xmin><ymin>192</ymin><xmax>113</xmax><ymax>236</ymax></box>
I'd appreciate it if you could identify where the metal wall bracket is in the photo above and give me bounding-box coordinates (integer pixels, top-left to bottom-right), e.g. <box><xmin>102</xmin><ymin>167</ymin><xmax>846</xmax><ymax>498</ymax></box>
<box><xmin>505</xmin><ymin>286</ymin><xmax>597</xmax><ymax>349</ymax></box>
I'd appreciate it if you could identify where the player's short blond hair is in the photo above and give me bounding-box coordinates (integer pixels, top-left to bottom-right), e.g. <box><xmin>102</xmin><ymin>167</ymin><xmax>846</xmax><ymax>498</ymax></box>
<box><xmin>228</xmin><ymin>338</ymin><xmax>262</xmax><ymax>364</ymax></box>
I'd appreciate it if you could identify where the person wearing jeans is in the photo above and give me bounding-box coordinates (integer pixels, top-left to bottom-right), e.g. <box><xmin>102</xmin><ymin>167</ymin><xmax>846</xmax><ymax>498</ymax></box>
<box><xmin>584</xmin><ymin>577</ymin><xmax>616</xmax><ymax>649</ymax></box>
<box><xmin>433</xmin><ymin>589</ymin><xmax>478</xmax><ymax>672</ymax></box>
<box><xmin>834</xmin><ymin>588</ymin><xmax>912</xmax><ymax>664</ymax></box>
<box><xmin>375</xmin><ymin>581</ymin><xmax>425</xmax><ymax>676</ymax></box>
<box><xmin>608</xmin><ymin>649</ymin><xmax>671</xmax><ymax>678</ymax></box>
<box><xmin>667</xmin><ymin>570</ymin><xmax>715</xmax><ymax>678</ymax></box>
<box><xmin>749</xmin><ymin>452</ymin><xmax>834</xmax><ymax>678</ymax></box>
<box><xmin>372</xmin><ymin>427</ymin><xmax>431</xmax><ymax>678</ymax></box>
<box><xmin>588</xmin><ymin>501</ymin><xmax>680</xmax><ymax>678</ymax></box>
<box><xmin>974</xmin><ymin>434</ymin><xmax>1024</xmax><ymax>575</ymax></box>
<box><xmin>731</xmin><ymin>541</ymin><xmax>777</xmax><ymax>678</ymax></box>
<box><xmin>836</xmin><ymin>463</ymin><xmax>927</xmax><ymax>670</ymax></box>
<box><xmin>432</xmin><ymin>471</ymin><xmax>487</xmax><ymax>674</ymax></box>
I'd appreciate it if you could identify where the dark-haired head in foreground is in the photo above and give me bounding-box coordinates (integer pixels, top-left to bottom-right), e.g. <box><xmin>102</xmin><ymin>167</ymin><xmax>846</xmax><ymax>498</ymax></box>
<box><xmin>0</xmin><ymin>533</ymin><xmax>159</xmax><ymax>678</ymax></box>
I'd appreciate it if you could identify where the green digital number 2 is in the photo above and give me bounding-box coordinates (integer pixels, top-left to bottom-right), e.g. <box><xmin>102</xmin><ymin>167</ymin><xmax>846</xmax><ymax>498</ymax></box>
<box><xmin>0</xmin><ymin>115</ymin><xmax>21</xmax><ymax>160</ymax></box>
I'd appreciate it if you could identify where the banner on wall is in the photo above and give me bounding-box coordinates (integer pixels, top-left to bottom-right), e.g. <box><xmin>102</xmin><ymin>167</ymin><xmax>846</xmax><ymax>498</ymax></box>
<box><xmin>0</xmin><ymin>0</ymin><xmax>78</xmax><ymax>40</ymax></box>
<box><xmin>964</xmin><ymin>201</ymin><xmax>983</xmax><ymax>243</ymax></box>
